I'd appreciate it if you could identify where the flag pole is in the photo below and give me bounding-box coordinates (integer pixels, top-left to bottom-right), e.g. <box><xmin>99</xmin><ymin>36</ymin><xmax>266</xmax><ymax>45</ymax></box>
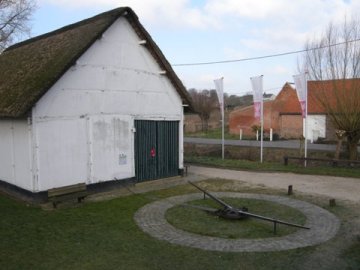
<box><xmin>250</xmin><ymin>75</ymin><xmax>264</xmax><ymax>163</ymax></box>
<box><xmin>213</xmin><ymin>77</ymin><xmax>225</xmax><ymax>160</ymax></box>
<box><xmin>221</xmin><ymin>78</ymin><xmax>224</xmax><ymax>160</ymax></box>
<box><xmin>293</xmin><ymin>72</ymin><xmax>308</xmax><ymax>167</ymax></box>
<box><xmin>304</xmin><ymin>73</ymin><xmax>308</xmax><ymax>167</ymax></box>
<box><xmin>260</xmin><ymin>95</ymin><xmax>264</xmax><ymax>163</ymax></box>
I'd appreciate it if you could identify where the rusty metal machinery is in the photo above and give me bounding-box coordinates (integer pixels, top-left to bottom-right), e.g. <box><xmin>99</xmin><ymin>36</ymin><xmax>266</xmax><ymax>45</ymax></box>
<box><xmin>184</xmin><ymin>181</ymin><xmax>310</xmax><ymax>234</ymax></box>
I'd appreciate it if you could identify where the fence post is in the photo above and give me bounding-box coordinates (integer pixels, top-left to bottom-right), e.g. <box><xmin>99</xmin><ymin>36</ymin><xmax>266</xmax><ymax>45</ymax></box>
<box><xmin>288</xmin><ymin>185</ymin><xmax>293</xmax><ymax>195</ymax></box>
<box><xmin>284</xmin><ymin>156</ymin><xmax>288</xmax><ymax>166</ymax></box>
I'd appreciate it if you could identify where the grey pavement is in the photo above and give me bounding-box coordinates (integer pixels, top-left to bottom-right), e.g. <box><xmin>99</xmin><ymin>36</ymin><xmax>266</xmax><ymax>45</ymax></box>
<box><xmin>88</xmin><ymin>165</ymin><xmax>360</xmax><ymax>204</ymax></box>
<box><xmin>185</xmin><ymin>137</ymin><xmax>360</xmax><ymax>152</ymax></box>
<box><xmin>188</xmin><ymin>165</ymin><xmax>360</xmax><ymax>203</ymax></box>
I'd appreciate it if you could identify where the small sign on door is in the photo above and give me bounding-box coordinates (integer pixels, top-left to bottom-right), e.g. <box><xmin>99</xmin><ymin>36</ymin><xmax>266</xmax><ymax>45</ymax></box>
<box><xmin>119</xmin><ymin>153</ymin><xmax>127</xmax><ymax>165</ymax></box>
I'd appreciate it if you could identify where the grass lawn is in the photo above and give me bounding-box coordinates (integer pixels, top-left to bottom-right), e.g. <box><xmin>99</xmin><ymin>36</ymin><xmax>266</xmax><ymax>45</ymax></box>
<box><xmin>1</xmin><ymin>179</ymin><xmax>359</xmax><ymax>270</ymax></box>
<box><xmin>185</xmin><ymin>155</ymin><xmax>360</xmax><ymax>178</ymax></box>
<box><xmin>185</xmin><ymin>128</ymin><xmax>244</xmax><ymax>140</ymax></box>
<box><xmin>166</xmin><ymin>198</ymin><xmax>306</xmax><ymax>238</ymax></box>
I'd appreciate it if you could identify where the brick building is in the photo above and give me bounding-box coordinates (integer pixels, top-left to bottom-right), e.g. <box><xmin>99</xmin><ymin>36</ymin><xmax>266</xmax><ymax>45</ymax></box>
<box><xmin>229</xmin><ymin>80</ymin><xmax>358</xmax><ymax>141</ymax></box>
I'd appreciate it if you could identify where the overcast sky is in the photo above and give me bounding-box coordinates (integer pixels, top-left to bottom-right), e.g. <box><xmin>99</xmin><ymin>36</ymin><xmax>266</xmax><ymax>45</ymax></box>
<box><xmin>32</xmin><ymin>0</ymin><xmax>359</xmax><ymax>95</ymax></box>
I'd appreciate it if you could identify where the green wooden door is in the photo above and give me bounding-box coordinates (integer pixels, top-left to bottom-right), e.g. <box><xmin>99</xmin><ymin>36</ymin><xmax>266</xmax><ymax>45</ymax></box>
<box><xmin>135</xmin><ymin>120</ymin><xmax>179</xmax><ymax>181</ymax></box>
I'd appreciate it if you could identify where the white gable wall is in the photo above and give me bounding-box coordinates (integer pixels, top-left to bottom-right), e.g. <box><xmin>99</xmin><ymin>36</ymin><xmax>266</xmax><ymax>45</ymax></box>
<box><xmin>34</xmin><ymin>17</ymin><xmax>182</xmax><ymax>118</ymax></box>
<box><xmin>29</xmin><ymin>18</ymin><xmax>183</xmax><ymax>191</ymax></box>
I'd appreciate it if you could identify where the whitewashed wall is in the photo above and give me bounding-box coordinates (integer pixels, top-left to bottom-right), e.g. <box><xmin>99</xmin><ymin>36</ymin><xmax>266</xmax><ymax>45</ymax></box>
<box><xmin>29</xmin><ymin>17</ymin><xmax>183</xmax><ymax>191</ymax></box>
<box><xmin>304</xmin><ymin>115</ymin><xmax>326</xmax><ymax>142</ymax></box>
<box><xmin>0</xmin><ymin>120</ymin><xmax>33</xmax><ymax>190</ymax></box>
<box><xmin>88</xmin><ymin>115</ymin><xmax>134</xmax><ymax>184</ymax></box>
<box><xmin>34</xmin><ymin>18</ymin><xmax>182</xmax><ymax>119</ymax></box>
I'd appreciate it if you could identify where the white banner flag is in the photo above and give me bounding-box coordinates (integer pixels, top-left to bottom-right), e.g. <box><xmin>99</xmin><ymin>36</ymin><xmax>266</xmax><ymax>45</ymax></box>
<box><xmin>250</xmin><ymin>75</ymin><xmax>263</xmax><ymax>120</ymax></box>
<box><xmin>213</xmin><ymin>77</ymin><xmax>224</xmax><ymax>113</ymax></box>
<box><xmin>293</xmin><ymin>73</ymin><xmax>307</xmax><ymax>118</ymax></box>
<box><xmin>214</xmin><ymin>77</ymin><xmax>225</xmax><ymax>159</ymax></box>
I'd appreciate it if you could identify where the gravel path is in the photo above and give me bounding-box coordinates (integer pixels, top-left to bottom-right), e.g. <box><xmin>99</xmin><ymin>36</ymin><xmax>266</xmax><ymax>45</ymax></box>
<box><xmin>188</xmin><ymin>166</ymin><xmax>360</xmax><ymax>203</ymax></box>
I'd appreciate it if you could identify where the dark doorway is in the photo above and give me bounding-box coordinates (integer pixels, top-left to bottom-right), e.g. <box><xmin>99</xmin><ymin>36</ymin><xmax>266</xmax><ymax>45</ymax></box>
<box><xmin>135</xmin><ymin>120</ymin><xmax>179</xmax><ymax>181</ymax></box>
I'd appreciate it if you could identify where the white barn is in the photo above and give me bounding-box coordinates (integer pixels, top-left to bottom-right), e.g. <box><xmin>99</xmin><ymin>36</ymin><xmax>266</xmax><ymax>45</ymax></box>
<box><xmin>0</xmin><ymin>7</ymin><xmax>193</xmax><ymax>201</ymax></box>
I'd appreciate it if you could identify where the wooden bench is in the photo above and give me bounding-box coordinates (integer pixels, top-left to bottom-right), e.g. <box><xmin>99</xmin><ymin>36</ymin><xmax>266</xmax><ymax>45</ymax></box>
<box><xmin>283</xmin><ymin>156</ymin><xmax>360</xmax><ymax>167</ymax></box>
<box><xmin>48</xmin><ymin>183</ymin><xmax>88</xmax><ymax>208</ymax></box>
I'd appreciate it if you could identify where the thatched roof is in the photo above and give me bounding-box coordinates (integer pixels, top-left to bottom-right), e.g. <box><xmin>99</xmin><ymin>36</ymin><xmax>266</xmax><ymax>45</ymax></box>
<box><xmin>0</xmin><ymin>7</ymin><xmax>192</xmax><ymax>118</ymax></box>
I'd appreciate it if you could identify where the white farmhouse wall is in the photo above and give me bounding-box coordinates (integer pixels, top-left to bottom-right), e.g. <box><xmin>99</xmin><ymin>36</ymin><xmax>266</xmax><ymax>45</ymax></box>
<box><xmin>0</xmin><ymin>120</ymin><xmax>32</xmax><ymax>190</ymax></box>
<box><xmin>88</xmin><ymin>115</ymin><xmax>134</xmax><ymax>184</ymax></box>
<box><xmin>34</xmin><ymin>118</ymin><xmax>88</xmax><ymax>191</ymax></box>
<box><xmin>0</xmin><ymin>121</ymin><xmax>13</xmax><ymax>182</ymax></box>
<box><xmin>34</xmin><ymin>17</ymin><xmax>182</xmax><ymax>119</ymax></box>
<box><xmin>29</xmin><ymin>17</ymin><xmax>183</xmax><ymax>191</ymax></box>
<box><xmin>303</xmin><ymin>115</ymin><xmax>326</xmax><ymax>142</ymax></box>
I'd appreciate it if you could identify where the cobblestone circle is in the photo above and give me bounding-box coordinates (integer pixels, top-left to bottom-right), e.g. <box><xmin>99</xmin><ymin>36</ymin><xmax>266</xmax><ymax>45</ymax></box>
<box><xmin>134</xmin><ymin>193</ymin><xmax>340</xmax><ymax>252</ymax></box>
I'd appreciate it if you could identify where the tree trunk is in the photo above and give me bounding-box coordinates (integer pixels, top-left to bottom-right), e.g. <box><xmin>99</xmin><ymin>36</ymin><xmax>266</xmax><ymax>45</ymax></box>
<box><xmin>347</xmin><ymin>136</ymin><xmax>359</xmax><ymax>160</ymax></box>
<box><xmin>201</xmin><ymin>118</ymin><xmax>209</xmax><ymax>132</ymax></box>
<box><xmin>334</xmin><ymin>138</ymin><xmax>343</xmax><ymax>159</ymax></box>
<box><xmin>334</xmin><ymin>130</ymin><xmax>346</xmax><ymax>160</ymax></box>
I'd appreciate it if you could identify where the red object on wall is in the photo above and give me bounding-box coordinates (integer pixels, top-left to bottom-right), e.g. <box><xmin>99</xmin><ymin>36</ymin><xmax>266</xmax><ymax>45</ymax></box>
<box><xmin>150</xmin><ymin>147</ymin><xmax>156</xmax><ymax>157</ymax></box>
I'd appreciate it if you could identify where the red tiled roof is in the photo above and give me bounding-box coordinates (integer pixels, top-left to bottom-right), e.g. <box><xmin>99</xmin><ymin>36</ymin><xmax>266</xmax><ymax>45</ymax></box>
<box><xmin>275</xmin><ymin>83</ymin><xmax>301</xmax><ymax>114</ymax></box>
<box><xmin>308</xmin><ymin>79</ymin><xmax>360</xmax><ymax>114</ymax></box>
<box><xmin>278</xmin><ymin>79</ymin><xmax>360</xmax><ymax>114</ymax></box>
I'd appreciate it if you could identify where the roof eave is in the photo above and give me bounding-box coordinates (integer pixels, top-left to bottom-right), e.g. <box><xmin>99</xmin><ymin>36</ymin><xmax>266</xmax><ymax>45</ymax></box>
<box><xmin>0</xmin><ymin>7</ymin><xmax>194</xmax><ymax>117</ymax></box>
<box><xmin>124</xmin><ymin>10</ymin><xmax>194</xmax><ymax>112</ymax></box>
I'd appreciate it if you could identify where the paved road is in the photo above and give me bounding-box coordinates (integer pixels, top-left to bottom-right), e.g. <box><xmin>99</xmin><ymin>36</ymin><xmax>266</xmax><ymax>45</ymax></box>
<box><xmin>188</xmin><ymin>165</ymin><xmax>360</xmax><ymax>203</ymax></box>
<box><xmin>185</xmin><ymin>137</ymin><xmax>360</xmax><ymax>152</ymax></box>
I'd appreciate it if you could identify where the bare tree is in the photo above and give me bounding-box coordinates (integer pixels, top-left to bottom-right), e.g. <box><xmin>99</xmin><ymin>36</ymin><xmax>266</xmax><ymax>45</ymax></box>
<box><xmin>299</xmin><ymin>17</ymin><xmax>360</xmax><ymax>160</ymax></box>
<box><xmin>0</xmin><ymin>0</ymin><xmax>36</xmax><ymax>51</ymax></box>
<box><xmin>188</xmin><ymin>88</ymin><xmax>219</xmax><ymax>132</ymax></box>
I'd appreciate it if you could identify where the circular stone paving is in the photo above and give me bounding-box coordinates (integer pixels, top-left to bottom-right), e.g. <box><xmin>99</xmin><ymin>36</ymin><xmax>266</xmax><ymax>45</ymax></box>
<box><xmin>134</xmin><ymin>193</ymin><xmax>340</xmax><ymax>252</ymax></box>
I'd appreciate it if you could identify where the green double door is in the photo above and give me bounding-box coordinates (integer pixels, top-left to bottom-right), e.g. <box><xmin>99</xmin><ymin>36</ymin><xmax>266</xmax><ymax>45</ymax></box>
<box><xmin>135</xmin><ymin>120</ymin><xmax>179</xmax><ymax>181</ymax></box>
